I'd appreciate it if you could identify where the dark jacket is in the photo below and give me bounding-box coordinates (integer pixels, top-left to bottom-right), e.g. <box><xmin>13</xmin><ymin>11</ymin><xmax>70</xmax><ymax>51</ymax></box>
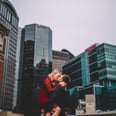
<box><xmin>45</xmin><ymin>86</ymin><xmax>69</xmax><ymax>115</ymax></box>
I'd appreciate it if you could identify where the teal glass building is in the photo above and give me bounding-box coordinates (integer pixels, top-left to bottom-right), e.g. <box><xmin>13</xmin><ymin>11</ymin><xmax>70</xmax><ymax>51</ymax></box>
<box><xmin>63</xmin><ymin>43</ymin><xmax>116</xmax><ymax>111</ymax></box>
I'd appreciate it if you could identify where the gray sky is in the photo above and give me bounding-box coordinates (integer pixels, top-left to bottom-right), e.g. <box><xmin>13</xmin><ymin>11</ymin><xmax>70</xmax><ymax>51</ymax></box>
<box><xmin>10</xmin><ymin>0</ymin><xmax>116</xmax><ymax>56</ymax></box>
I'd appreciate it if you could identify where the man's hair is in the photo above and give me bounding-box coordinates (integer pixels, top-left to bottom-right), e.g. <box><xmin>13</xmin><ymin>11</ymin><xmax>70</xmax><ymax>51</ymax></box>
<box><xmin>62</xmin><ymin>74</ymin><xmax>71</xmax><ymax>85</ymax></box>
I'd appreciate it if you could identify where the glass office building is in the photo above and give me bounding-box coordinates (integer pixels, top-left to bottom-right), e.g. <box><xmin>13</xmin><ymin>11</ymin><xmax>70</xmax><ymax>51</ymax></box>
<box><xmin>19</xmin><ymin>24</ymin><xmax>52</xmax><ymax>116</ymax></box>
<box><xmin>0</xmin><ymin>0</ymin><xmax>19</xmax><ymax>111</ymax></box>
<box><xmin>63</xmin><ymin>43</ymin><xmax>116</xmax><ymax>111</ymax></box>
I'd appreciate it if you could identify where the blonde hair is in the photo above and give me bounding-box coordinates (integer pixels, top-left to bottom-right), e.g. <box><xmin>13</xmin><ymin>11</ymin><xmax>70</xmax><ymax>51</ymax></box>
<box><xmin>48</xmin><ymin>69</ymin><xmax>62</xmax><ymax>78</ymax></box>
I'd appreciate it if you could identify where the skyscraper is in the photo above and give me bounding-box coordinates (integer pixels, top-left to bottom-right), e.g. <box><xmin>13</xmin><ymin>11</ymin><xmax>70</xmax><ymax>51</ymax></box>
<box><xmin>0</xmin><ymin>0</ymin><xmax>19</xmax><ymax>110</ymax></box>
<box><xmin>17</xmin><ymin>24</ymin><xmax>52</xmax><ymax>116</ymax></box>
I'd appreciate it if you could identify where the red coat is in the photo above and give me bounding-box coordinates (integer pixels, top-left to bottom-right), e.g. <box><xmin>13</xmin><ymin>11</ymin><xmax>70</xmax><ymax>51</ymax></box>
<box><xmin>38</xmin><ymin>76</ymin><xmax>56</xmax><ymax>103</ymax></box>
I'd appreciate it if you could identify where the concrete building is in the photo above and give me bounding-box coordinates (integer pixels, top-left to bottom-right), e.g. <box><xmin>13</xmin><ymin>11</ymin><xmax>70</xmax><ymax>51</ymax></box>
<box><xmin>52</xmin><ymin>50</ymin><xmax>70</xmax><ymax>71</ymax></box>
<box><xmin>63</xmin><ymin>43</ymin><xmax>116</xmax><ymax>113</ymax></box>
<box><xmin>0</xmin><ymin>0</ymin><xmax>19</xmax><ymax>111</ymax></box>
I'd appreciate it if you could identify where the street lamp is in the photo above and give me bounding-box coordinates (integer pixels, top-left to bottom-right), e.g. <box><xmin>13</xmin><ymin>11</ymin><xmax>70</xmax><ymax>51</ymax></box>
<box><xmin>76</xmin><ymin>86</ymin><xmax>83</xmax><ymax>109</ymax></box>
<box><xmin>93</xmin><ymin>84</ymin><xmax>104</xmax><ymax>96</ymax></box>
<box><xmin>93</xmin><ymin>84</ymin><xmax>104</xmax><ymax>110</ymax></box>
<box><xmin>77</xmin><ymin>86</ymin><xmax>83</xmax><ymax>98</ymax></box>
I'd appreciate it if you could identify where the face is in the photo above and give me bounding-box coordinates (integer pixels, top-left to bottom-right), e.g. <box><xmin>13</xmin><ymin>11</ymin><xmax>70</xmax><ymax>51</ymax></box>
<box><xmin>53</xmin><ymin>72</ymin><xmax>61</xmax><ymax>81</ymax></box>
<box><xmin>57</xmin><ymin>75</ymin><xmax>63</xmax><ymax>82</ymax></box>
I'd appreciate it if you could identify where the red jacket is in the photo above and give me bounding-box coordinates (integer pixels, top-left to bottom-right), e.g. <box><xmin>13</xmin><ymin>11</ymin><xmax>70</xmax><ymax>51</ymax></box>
<box><xmin>38</xmin><ymin>76</ymin><xmax>56</xmax><ymax>103</ymax></box>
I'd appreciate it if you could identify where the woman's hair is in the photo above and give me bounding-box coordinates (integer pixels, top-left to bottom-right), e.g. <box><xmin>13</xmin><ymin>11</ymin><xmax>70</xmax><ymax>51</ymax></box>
<box><xmin>48</xmin><ymin>69</ymin><xmax>62</xmax><ymax>78</ymax></box>
<box><xmin>62</xmin><ymin>74</ymin><xmax>71</xmax><ymax>85</ymax></box>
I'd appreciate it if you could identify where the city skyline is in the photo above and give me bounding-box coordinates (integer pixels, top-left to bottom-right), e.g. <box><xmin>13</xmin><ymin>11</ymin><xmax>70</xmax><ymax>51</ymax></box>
<box><xmin>1</xmin><ymin>1</ymin><xmax>116</xmax><ymax>115</ymax></box>
<box><xmin>10</xmin><ymin>0</ymin><xmax>116</xmax><ymax>56</ymax></box>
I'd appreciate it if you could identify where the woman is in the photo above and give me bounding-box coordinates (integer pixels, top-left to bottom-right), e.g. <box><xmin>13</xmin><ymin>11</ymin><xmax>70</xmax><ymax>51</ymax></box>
<box><xmin>38</xmin><ymin>69</ymin><xmax>62</xmax><ymax>116</ymax></box>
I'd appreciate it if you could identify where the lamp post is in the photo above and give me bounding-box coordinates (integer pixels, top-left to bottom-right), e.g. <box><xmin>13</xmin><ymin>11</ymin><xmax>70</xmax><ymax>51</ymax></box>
<box><xmin>93</xmin><ymin>84</ymin><xmax>104</xmax><ymax>111</ymax></box>
<box><xmin>77</xmin><ymin>86</ymin><xmax>83</xmax><ymax>98</ymax></box>
<box><xmin>76</xmin><ymin>86</ymin><xmax>83</xmax><ymax>109</ymax></box>
<box><xmin>93</xmin><ymin>84</ymin><xmax>104</xmax><ymax>97</ymax></box>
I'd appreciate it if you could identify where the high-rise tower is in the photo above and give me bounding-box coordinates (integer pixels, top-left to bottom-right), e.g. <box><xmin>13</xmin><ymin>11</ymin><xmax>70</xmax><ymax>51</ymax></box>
<box><xmin>0</xmin><ymin>0</ymin><xmax>19</xmax><ymax>111</ymax></box>
<box><xmin>18</xmin><ymin>24</ymin><xmax>52</xmax><ymax>116</ymax></box>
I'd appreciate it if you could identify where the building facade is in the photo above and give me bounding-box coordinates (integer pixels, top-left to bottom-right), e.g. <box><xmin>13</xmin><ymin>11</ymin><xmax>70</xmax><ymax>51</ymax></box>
<box><xmin>0</xmin><ymin>0</ymin><xmax>19</xmax><ymax>111</ymax></box>
<box><xmin>14</xmin><ymin>27</ymin><xmax>23</xmax><ymax>112</ymax></box>
<box><xmin>63</xmin><ymin>43</ymin><xmax>116</xmax><ymax>112</ymax></box>
<box><xmin>17</xmin><ymin>24</ymin><xmax>52</xmax><ymax>116</ymax></box>
<box><xmin>52</xmin><ymin>50</ymin><xmax>70</xmax><ymax>71</ymax></box>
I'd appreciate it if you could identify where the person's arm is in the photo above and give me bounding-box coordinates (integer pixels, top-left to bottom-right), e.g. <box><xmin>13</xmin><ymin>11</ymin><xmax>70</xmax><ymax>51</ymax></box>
<box><xmin>44</xmin><ymin>77</ymin><xmax>58</xmax><ymax>92</ymax></box>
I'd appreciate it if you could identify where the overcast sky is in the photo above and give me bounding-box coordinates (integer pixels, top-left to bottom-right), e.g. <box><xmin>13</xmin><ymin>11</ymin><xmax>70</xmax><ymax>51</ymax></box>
<box><xmin>10</xmin><ymin>0</ymin><xmax>116</xmax><ymax>56</ymax></box>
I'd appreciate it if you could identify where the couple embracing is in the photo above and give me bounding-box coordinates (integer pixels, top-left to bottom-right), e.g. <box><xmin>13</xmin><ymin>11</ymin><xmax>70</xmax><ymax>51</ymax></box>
<box><xmin>38</xmin><ymin>69</ymin><xmax>71</xmax><ymax>116</ymax></box>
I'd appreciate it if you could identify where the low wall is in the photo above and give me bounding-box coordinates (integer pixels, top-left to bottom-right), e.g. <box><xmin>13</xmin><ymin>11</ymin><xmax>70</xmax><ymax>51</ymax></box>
<box><xmin>0</xmin><ymin>111</ymin><xmax>24</xmax><ymax>116</ymax></box>
<box><xmin>68</xmin><ymin>111</ymin><xmax>116</xmax><ymax>116</ymax></box>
